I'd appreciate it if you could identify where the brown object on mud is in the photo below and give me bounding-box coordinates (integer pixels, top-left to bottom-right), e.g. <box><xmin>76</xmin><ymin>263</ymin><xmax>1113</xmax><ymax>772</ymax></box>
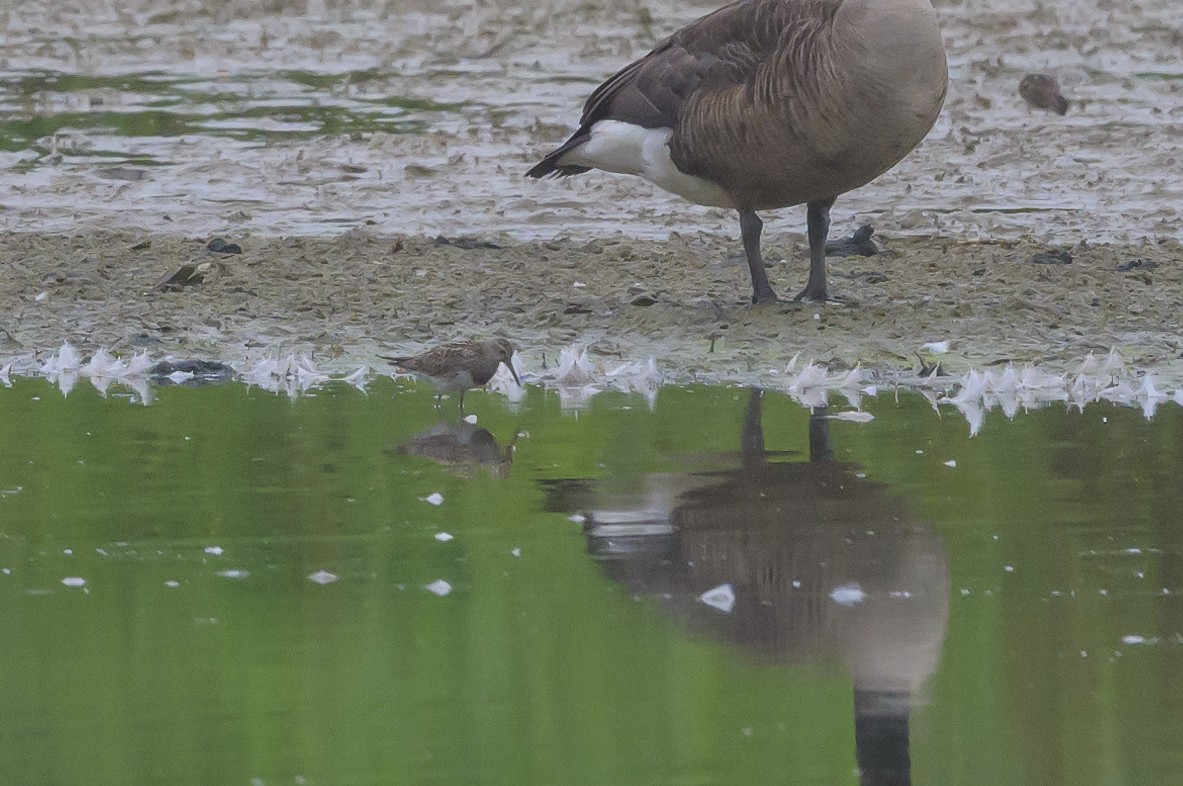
<box><xmin>1019</xmin><ymin>74</ymin><xmax>1070</xmax><ymax>115</ymax></box>
<box><xmin>527</xmin><ymin>0</ymin><xmax>949</xmax><ymax>305</ymax></box>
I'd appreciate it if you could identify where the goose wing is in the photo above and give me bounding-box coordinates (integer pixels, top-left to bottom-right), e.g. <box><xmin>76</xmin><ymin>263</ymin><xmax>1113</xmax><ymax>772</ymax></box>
<box><xmin>528</xmin><ymin>0</ymin><xmax>789</xmax><ymax>177</ymax></box>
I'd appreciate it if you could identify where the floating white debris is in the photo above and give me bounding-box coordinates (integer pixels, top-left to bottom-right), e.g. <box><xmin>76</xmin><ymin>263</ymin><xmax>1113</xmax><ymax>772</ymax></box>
<box><xmin>510</xmin><ymin>547</ymin><xmax>522</xmax><ymax>558</ymax></box>
<box><xmin>308</xmin><ymin>570</ymin><xmax>338</xmax><ymax>585</ymax></box>
<box><xmin>41</xmin><ymin>342</ymin><xmax>81</xmax><ymax>374</ymax></box>
<box><xmin>240</xmin><ymin>353</ymin><xmax>328</xmax><ymax>397</ymax></box>
<box><xmin>828</xmin><ymin>410</ymin><xmax>874</xmax><ymax>422</ymax></box>
<box><xmin>216</xmin><ymin>569</ymin><xmax>249</xmax><ymax>579</ymax></box>
<box><xmin>342</xmin><ymin>364</ymin><xmax>370</xmax><ymax>391</ymax></box>
<box><xmin>167</xmin><ymin>370</ymin><xmax>195</xmax><ymax>384</ymax></box>
<box><xmin>203</xmin><ymin>546</ymin><xmax>224</xmax><ymax>556</ymax></box>
<box><xmin>424</xmin><ymin>492</ymin><xmax>444</xmax><ymax>506</ymax></box>
<box><xmin>829</xmin><ymin>583</ymin><xmax>866</xmax><ymax>607</ymax></box>
<box><xmin>434</xmin><ymin>532</ymin><xmax>454</xmax><ymax>542</ymax></box>
<box><xmin>568</xmin><ymin>513</ymin><xmax>587</xmax><ymax>524</ymax></box>
<box><xmin>424</xmin><ymin>579</ymin><xmax>452</xmax><ymax>596</ymax></box>
<box><xmin>699</xmin><ymin>583</ymin><xmax>736</xmax><ymax>614</ymax></box>
<box><xmin>1004</xmin><ymin>565</ymin><xmax>1015</xmax><ymax>573</ymax></box>
<box><xmin>944</xmin><ymin>459</ymin><xmax>957</xmax><ymax>468</ymax></box>
<box><xmin>490</xmin><ymin>352</ymin><xmax>527</xmax><ymax>402</ymax></box>
<box><xmin>61</xmin><ymin>577</ymin><xmax>86</xmax><ymax>587</ymax></box>
<box><xmin>1121</xmin><ymin>635</ymin><xmax>1151</xmax><ymax>645</ymax></box>
<box><xmin>463</xmin><ymin>414</ymin><xmax>478</xmax><ymax>424</ymax></box>
<box><xmin>921</xmin><ymin>340</ymin><xmax>951</xmax><ymax>354</ymax></box>
<box><xmin>553</xmin><ymin>345</ymin><xmax>596</xmax><ymax>386</ymax></box>
<box><xmin>164</xmin><ymin>580</ymin><xmax>180</xmax><ymax>588</ymax></box>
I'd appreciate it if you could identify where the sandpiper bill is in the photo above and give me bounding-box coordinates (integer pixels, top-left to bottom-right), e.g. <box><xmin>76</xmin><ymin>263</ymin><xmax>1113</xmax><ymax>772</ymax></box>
<box><xmin>382</xmin><ymin>339</ymin><xmax>521</xmax><ymax>410</ymax></box>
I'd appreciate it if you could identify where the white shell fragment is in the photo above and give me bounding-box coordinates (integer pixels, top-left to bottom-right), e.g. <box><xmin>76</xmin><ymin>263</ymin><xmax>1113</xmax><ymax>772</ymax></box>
<box><xmin>698</xmin><ymin>583</ymin><xmax>736</xmax><ymax>614</ymax></box>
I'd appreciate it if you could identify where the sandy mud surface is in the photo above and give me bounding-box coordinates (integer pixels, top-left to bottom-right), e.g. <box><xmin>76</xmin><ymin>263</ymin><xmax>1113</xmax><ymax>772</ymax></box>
<box><xmin>4</xmin><ymin>229</ymin><xmax>1181</xmax><ymax>387</ymax></box>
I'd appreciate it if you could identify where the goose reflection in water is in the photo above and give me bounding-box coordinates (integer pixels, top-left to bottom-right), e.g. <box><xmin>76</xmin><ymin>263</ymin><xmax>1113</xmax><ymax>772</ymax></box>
<box><xmin>392</xmin><ymin>422</ymin><xmax>517</xmax><ymax>478</ymax></box>
<box><xmin>541</xmin><ymin>389</ymin><xmax>949</xmax><ymax>786</ymax></box>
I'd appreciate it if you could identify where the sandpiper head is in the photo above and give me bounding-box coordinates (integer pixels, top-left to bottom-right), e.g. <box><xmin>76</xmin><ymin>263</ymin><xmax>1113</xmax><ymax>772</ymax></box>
<box><xmin>491</xmin><ymin>338</ymin><xmax>521</xmax><ymax>386</ymax></box>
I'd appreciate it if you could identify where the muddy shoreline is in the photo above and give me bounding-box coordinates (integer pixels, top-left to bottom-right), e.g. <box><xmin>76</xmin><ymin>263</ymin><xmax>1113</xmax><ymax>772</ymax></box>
<box><xmin>4</xmin><ymin>228</ymin><xmax>1181</xmax><ymax>387</ymax></box>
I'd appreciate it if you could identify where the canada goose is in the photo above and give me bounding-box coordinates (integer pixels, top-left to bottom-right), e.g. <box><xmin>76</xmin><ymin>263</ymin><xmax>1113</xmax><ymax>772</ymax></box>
<box><xmin>527</xmin><ymin>0</ymin><xmax>948</xmax><ymax>304</ymax></box>
<box><xmin>381</xmin><ymin>339</ymin><xmax>521</xmax><ymax>409</ymax></box>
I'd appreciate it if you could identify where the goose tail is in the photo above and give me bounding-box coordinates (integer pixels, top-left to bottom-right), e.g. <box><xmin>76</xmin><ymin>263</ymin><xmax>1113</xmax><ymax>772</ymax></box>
<box><xmin>526</xmin><ymin>131</ymin><xmax>593</xmax><ymax>178</ymax></box>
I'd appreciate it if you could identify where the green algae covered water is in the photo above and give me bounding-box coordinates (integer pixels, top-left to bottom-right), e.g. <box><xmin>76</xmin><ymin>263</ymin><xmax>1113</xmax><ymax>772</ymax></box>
<box><xmin>0</xmin><ymin>378</ymin><xmax>1180</xmax><ymax>785</ymax></box>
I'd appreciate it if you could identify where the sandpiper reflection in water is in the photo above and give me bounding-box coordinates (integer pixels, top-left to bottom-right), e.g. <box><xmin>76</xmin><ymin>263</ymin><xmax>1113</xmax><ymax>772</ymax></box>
<box><xmin>542</xmin><ymin>389</ymin><xmax>950</xmax><ymax>786</ymax></box>
<box><xmin>393</xmin><ymin>421</ymin><xmax>517</xmax><ymax>478</ymax></box>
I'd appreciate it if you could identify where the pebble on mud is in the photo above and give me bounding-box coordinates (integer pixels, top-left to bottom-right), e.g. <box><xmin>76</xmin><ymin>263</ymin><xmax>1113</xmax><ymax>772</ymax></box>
<box><xmin>1117</xmin><ymin>258</ymin><xmax>1158</xmax><ymax>272</ymax></box>
<box><xmin>149</xmin><ymin>359</ymin><xmax>236</xmax><ymax>385</ymax></box>
<box><xmin>1030</xmin><ymin>250</ymin><xmax>1073</xmax><ymax>265</ymax></box>
<box><xmin>207</xmin><ymin>238</ymin><xmax>242</xmax><ymax>254</ymax></box>
<box><xmin>825</xmin><ymin>224</ymin><xmax>879</xmax><ymax>257</ymax></box>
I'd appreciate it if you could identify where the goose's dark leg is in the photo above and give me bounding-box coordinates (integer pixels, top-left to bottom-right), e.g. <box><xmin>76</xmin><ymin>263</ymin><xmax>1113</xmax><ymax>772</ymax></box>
<box><xmin>795</xmin><ymin>197</ymin><xmax>836</xmax><ymax>303</ymax></box>
<box><xmin>739</xmin><ymin>210</ymin><xmax>779</xmax><ymax>305</ymax></box>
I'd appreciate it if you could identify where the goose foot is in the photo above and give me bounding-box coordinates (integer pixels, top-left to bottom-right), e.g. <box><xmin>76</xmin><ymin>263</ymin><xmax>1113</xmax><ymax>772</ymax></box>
<box><xmin>792</xmin><ymin>287</ymin><xmax>849</xmax><ymax>305</ymax></box>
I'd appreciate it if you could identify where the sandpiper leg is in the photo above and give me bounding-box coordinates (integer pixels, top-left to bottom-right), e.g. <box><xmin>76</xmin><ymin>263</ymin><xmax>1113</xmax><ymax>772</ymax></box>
<box><xmin>795</xmin><ymin>197</ymin><xmax>836</xmax><ymax>303</ymax></box>
<box><xmin>739</xmin><ymin>210</ymin><xmax>779</xmax><ymax>304</ymax></box>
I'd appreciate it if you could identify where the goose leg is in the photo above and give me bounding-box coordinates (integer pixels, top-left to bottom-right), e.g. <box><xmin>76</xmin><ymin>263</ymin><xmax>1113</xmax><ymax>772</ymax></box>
<box><xmin>739</xmin><ymin>210</ymin><xmax>779</xmax><ymax>305</ymax></box>
<box><xmin>795</xmin><ymin>197</ymin><xmax>836</xmax><ymax>303</ymax></box>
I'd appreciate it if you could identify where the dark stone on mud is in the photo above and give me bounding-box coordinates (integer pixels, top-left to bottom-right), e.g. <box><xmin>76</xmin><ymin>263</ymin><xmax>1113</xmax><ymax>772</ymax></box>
<box><xmin>1117</xmin><ymin>258</ymin><xmax>1158</xmax><ymax>272</ymax></box>
<box><xmin>1030</xmin><ymin>250</ymin><xmax>1073</xmax><ymax>265</ymax></box>
<box><xmin>825</xmin><ymin>224</ymin><xmax>879</xmax><ymax>257</ymax></box>
<box><xmin>433</xmin><ymin>235</ymin><xmax>502</xmax><ymax>250</ymax></box>
<box><xmin>207</xmin><ymin>238</ymin><xmax>243</xmax><ymax>254</ymax></box>
<box><xmin>630</xmin><ymin>294</ymin><xmax>659</xmax><ymax>306</ymax></box>
<box><xmin>149</xmin><ymin>359</ymin><xmax>237</xmax><ymax>385</ymax></box>
<box><xmin>564</xmin><ymin>303</ymin><xmax>593</xmax><ymax>315</ymax></box>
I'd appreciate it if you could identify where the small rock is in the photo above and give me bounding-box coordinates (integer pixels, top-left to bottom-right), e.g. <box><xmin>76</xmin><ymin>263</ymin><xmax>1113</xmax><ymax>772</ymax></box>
<box><xmin>1117</xmin><ymin>258</ymin><xmax>1157</xmax><ymax>272</ymax></box>
<box><xmin>433</xmin><ymin>235</ymin><xmax>501</xmax><ymax>250</ymax></box>
<box><xmin>207</xmin><ymin>238</ymin><xmax>242</xmax><ymax>254</ymax></box>
<box><xmin>149</xmin><ymin>360</ymin><xmax>236</xmax><ymax>385</ymax></box>
<box><xmin>825</xmin><ymin>224</ymin><xmax>879</xmax><ymax>257</ymax></box>
<box><xmin>1030</xmin><ymin>250</ymin><xmax>1073</xmax><ymax>265</ymax></box>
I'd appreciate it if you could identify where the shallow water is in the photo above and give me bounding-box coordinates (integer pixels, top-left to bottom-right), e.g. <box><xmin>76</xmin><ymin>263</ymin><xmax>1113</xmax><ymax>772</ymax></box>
<box><xmin>2</xmin><ymin>0</ymin><xmax>1181</xmax><ymax>241</ymax></box>
<box><xmin>1</xmin><ymin>379</ymin><xmax>1180</xmax><ymax>785</ymax></box>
